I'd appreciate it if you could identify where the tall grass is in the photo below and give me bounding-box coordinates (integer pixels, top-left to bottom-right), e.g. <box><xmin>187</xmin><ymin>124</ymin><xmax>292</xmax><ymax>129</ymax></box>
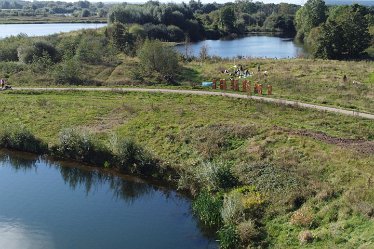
<box><xmin>0</xmin><ymin>126</ymin><xmax>47</xmax><ymax>153</ymax></box>
<box><xmin>51</xmin><ymin>128</ymin><xmax>112</xmax><ymax>166</ymax></box>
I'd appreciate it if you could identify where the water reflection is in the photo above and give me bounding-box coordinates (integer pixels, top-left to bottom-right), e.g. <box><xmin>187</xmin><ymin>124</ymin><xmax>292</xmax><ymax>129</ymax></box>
<box><xmin>0</xmin><ymin>217</ymin><xmax>55</xmax><ymax>249</ymax></box>
<box><xmin>0</xmin><ymin>150</ymin><xmax>165</xmax><ymax>204</ymax></box>
<box><xmin>0</xmin><ymin>153</ymin><xmax>38</xmax><ymax>172</ymax></box>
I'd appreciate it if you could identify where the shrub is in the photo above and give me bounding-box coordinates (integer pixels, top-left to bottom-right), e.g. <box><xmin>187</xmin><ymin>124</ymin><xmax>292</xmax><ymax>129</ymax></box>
<box><xmin>218</xmin><ymin>225</ymin><xmax>240</xmax><ymax>249</ymax></box>
<box><xmin>237</xmin><ymin>220</ymin><xmax>261</xmax><ymax>246</ymax></box>
<box><xmin>137</xmin><ymin>39</ymin><xmax>179</xmax><ymax>83</ymax></box>
<box><xmin>17</xmin><ymin>41</ymin><xmax>59</xmax><ymax>64</ymax></box>
<box><xmin>221</xmin><ymin>191</ymin><xmax>245</xmax><ymax>225</ymax></box>
<box><xmin>110</xmin><ymin>136</ymin><xmax>157</xmax><ymax>176</ymax></box>
<box><xmin>192</xmin><ymin>191</ymin><xmax>223</xmax><ymax>228</ymax></box>
<box><xmin>0</xmin><ymin>126</ymin><xmax>47</xmax><ymax>154</ymax></box>
<box><xmin>178</xmin><ymin>161</ymin><xmax>238</xmax><ymax>193</ymax></box>
<box><xmin>222</xmin><ymin>186</ymin><xmax>266</xmax><ymax>224</ymax></box>
<box><xmin>298</xmin><ymin>230</ymin><xmax>313</xmax><ymax>244</ymax></box>
<box><xmin>290</xmin><ymin>206</ymin><xmax>314</xmax><ymax>228</ymax></box>
<box><xmin>52</xmin><ymin>128</ymin><xmax>112</xmax><ymax>166</ymax></box>
<box><xmin>53</xmin><ymin>58</ymin><xmax>82</xmax><ymax>84</ymax></box>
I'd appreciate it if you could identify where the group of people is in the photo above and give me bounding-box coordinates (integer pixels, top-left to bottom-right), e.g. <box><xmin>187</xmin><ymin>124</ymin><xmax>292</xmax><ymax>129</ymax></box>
<box><xmin>221</xmin><ymin>64</ymin><xmax>253</xmax><ymax>79</ymax></box>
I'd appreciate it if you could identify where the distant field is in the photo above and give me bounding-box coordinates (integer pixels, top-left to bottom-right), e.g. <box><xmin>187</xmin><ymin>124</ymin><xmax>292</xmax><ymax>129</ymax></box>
<box><xmin>0</xmin><ymin>16</ymin><xmax>107</xmax><ymax>24</ymax></box>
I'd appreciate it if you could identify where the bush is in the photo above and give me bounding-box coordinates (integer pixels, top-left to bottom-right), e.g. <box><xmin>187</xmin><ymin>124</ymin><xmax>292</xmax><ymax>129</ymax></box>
<box><xmin>298</xmin><ymin>230</ymin><xmax>313</xmax><ymax>244</ymax></box>
<box><xmin>218</xmin><ymin>225</ymin><xmax>240</xmax><ymax>249</ymax></box>
<box><xmin>290</xmin><ymin>206</ymin><xmax>314</xmax><ymax>228</ymax></box>
<box><xmin>53</xmin><ymin>58</ymin><xmax>82</xmax><ymax>84</ymax></box>
<box><xmin>0</xmin><ymin>126</ymin><xmax>47</xmax><ymax>154</ymax></box>
<box><xmin>137</xmin><ymin>39</ymin><xmax>179</xmax><ymax>83</ymax></box>
<box><xmin>75</xmin><ymin>36</ymin><xmax>107</xmax><ymax>64</ymax></box>
<box><xmin>192</xmin><ymin>191</ymin><xmax>223</xmax><ymax>228</ymax></box>
<box><xmin>178</xmin><ymin>161</ymin><xmax>238</xmax><ymax>193</ymax></box>
<box><xmin>224</xmin><ymin>186</ymin><xmax>267</xmax><ymax>221</ymax></box>
<box><xmin>110</xmin><ymin>136</ymin><xmax>158</xmax><ymax>176</ymax></box>
<box><xmin>221</xmin><ymin>191</ymin><xmax>244</xmax><ymax>225</ymax></box>
<box><xmin>237</xmin><ymin>220</ymin><xmax>261</xmax><ymax>246</ymax></box>
<box><xmin>52</xmin><ymin>128</ymin><xmax>112</xmax><ymax>166</ymax></box>
<box><xmin>17</xmin><ymin>41</ymin><xmax>59</xmax><ymax>64</ymax></box>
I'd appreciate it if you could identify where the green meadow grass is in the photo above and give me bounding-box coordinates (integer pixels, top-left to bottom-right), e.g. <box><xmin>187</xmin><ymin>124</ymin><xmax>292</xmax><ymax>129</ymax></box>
<box><xmin>0</xmin><ymin>90</ymin><xmax>373</xmax><ymax>248</ymax></box>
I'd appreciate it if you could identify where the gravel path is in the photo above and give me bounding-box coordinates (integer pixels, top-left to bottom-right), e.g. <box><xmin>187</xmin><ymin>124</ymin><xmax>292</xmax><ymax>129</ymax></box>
<box><xmin>12</xmin><ymin>87</ymin><xmax>374</xmax><ymax>120</ymax></box>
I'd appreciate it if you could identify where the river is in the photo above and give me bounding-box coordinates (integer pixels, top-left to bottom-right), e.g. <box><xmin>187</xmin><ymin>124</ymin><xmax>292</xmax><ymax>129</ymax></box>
<box><xmin>0</xmin><ymin>23</ymin><xmax>107</xmax><ymax>38</ymax></box>
<box><xmin>0</xmin><ymin>150</ymin><xmax>217</xmax><ymax>249</ymax></box>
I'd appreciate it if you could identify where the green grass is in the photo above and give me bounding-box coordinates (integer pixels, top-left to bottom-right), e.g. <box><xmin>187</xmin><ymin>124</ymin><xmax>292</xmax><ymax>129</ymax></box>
<box><xmin>5</xmin><ymin>56</ymin><xmax>373</xmax><ymax>113</ymax></box>
<box><xmin>0</xmin><ymin>90</ymin><xmax>373</xmax><ymax>247</ymax></box>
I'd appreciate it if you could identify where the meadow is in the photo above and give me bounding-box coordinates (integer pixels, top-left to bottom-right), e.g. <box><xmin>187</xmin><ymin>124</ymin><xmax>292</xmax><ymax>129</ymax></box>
<box><xmin>0</xmin><ymin>90</ymin><xmax>373</xmax><ymax>248</ymax></box>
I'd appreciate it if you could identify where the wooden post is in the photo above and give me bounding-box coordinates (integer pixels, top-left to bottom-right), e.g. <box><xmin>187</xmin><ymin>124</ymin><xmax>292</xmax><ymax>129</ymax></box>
<box><xmin>267</xmin><ymin>84</ymin><xmax>272</xmax><ymax>95</ymax></box>
<box><xmin>242</xmin><ymin>80</ymin><xmax>247</xmax><ymax>92</ymax></box>
<box><xmin>219</xmin><ymin>79</ymin><xmax>223</xmax><ymax>90</ymax></box>
<box><xmin>223</xmin><ymin>79</ymin><xmax>227</xmax><ymax>90</ymax></box>
<box><xmin>234</xmin><ymin>80</ymin><xmax>238</xmax><ymax>91</ymax></box>
<box><xmin>212</xmin><ymin>79</ymin><xmax>217</xmax><ymax>89</ymax></box>
<box><xmin>254</xmin><ymin>83</ymin><xmax>258</xmax><ymax>94</ymax></box>
<box><xmin>231</xmin><ymin>79</ymin><xmax>235</xmax><ymax>90</ymax></box>
<box><xmin>258</xmin><ymin>84</ymin><xmax>262</xmax><ymax>95</ymax></box>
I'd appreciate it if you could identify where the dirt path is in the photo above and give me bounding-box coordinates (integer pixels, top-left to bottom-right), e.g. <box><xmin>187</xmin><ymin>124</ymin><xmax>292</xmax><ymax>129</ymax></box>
<box><xmin>275</xmin><ymin>126</ymin><xmax>374</xmax><ymax>154</ymax></box>
<box><xmin>11</xmin><ymin>87</ymin><xmax>374</xmax><ymax>120</ymax></box>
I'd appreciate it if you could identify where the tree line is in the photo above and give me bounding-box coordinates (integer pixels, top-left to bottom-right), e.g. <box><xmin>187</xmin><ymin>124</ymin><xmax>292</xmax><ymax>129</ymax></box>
<box><xmin>108</xmin><ymin>0</ymin><xmax>300</xmax><ymax>42</ymax></box>
<box><xmin>0</xmin><ymin>0</ymin><xmax>110</xmax><ymax>18</ymax></box>
<box><xmin>295</xmin><ymin>0</ymin><xmax>374</xmax><ymax>59</ymax></box>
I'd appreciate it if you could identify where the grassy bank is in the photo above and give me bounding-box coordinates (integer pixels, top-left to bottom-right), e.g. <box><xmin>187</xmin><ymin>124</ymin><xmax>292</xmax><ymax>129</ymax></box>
<box><xmin>0</xmin><ymin>90</ymin><xmax>373</xmax><ymax>248</ymax></box>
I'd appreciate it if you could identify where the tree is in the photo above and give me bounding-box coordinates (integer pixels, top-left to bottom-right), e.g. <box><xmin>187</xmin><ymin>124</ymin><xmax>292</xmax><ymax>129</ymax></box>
<box><xmin>307</xmin><ymin>5</ymin><xmax>371</xmax><ymax>59</ymax></box>
<box><xmin>220</xmin><ymin>6</ymin><xmax>236</xmax><ymax>33</ymax></box>
<box><xmin>81</xmin><ymin>9</ymin><xmax>90</xmax><ymax>17</ymax></box>
<box><xmin>17</xmin><ymin>41</ymin><xmax>59</xmax><ymax>64</ymax></box>
<box><xmin>137</xmin><ymin>39</ymin><xmax>179</xmax><ymax>83</ymax></box>
<box><xmin>105</xmin><ymin>22</ymin><xmax>135</xmax><ymax>56</ymax></box>
<box><xmin>295</xmin><ymin>0</ymin><xmax>327</xmax><ymax>41</ymax></box>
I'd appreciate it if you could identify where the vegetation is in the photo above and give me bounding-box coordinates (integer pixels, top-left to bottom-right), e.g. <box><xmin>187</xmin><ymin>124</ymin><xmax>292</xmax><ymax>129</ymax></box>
<box><xmin>296</xmin><ymin>0</ymin><xmax>374</xmax><ymax>59</ymax></box>
<box><xmin>108</xmin><ymin>1</ymin><xmax>300</xmax><ymax>42</ymax></box>
<box><xmin>0</xmin><ymin>1</ymin><xmax>373</xmax><ymax>247</ymax></box>
<box><xmin>0</xmin><ymin>0</ymin><xmax>109</xmax><ymax>23</ymax></box>
<box><xmin>0</xmin><ymin>90</ymin><xmax>372</xmax><ymax>248</ymax></box>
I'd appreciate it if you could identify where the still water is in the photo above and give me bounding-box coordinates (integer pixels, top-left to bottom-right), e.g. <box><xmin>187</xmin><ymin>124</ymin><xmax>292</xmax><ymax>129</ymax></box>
<box><xmin>175</xmin><ymin>35</ymin><xmax>306</xmax><ymax>59</ymax></box>
<box><xmin>0</xmin><ymin>23</ymin><xmax>107</xmax><ymax>38</ymax></box>
<box><xmin>0</xmin><ymin>150</ymin><xmax>217</xmax><ymax>249</ymax></box>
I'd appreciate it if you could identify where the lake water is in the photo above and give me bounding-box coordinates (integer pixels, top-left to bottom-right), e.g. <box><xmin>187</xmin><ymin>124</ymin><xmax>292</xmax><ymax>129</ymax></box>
<box><xmin>0</xmin><ymin>23</ymin><xmax>107</xmax><ymax>38</ymax></box>
<box><xmin>0</xmin><ymin>150</ymin><xmax>217</xmax><ymax>249</ymax></box>
<box><xmin>175</xmin><ymin>35</ymin><xmax>306</xmax><ymax>59</ymax></box>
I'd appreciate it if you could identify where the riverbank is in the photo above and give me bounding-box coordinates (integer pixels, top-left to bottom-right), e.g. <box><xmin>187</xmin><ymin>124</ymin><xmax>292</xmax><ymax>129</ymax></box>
<box><xmin>0</xmin><ymin>90</ymin><xmax>373</xmax><ymax>248</ymax></box>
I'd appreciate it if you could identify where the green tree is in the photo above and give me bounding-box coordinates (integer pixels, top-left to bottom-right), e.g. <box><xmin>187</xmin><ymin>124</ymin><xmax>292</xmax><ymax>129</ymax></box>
<box><xmin>308</xmin><ymin>5</ymin><xmax>371</xmax><ymax>59</ymax></box>
<box><xmin>105</xmin><ymin>22</ymin><xmax>135</xmax><ymax>56</ymax></box>
<box><xmin>137</xmin><ymin>39</ymin><xmax>179</xmax><ymax>83</ymax></box>
<box><xmin>295</xmin><ymin>0</ymin><xmax>327</xmax><ymax>41</ymax></box>
<box><xmin>220</xmin><ymin>6</ymin><xmax>236</xmax><ymax>33</ymax></box>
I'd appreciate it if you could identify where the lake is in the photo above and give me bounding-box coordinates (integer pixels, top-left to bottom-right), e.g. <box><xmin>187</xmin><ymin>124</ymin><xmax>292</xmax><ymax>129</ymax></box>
<box><xmin>175</xmin><ymin>35</ymin><xmax>306</xmax><ymax>59</ymax></box>
<box><xmin>0</xmin><ymin>23</ymin><xmax>107</xmax><ymax>39</ymax></box>
<box><xmin>0</xmin><ymin>150</ymin><xmax>217</xmax><ymax>249</ymax></box>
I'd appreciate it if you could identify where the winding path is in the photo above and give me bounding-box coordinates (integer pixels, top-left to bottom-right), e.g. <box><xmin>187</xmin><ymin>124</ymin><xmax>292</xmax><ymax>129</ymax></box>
<box><xmin>12</xmin><ymin>87</ymin><xmax>374</xmax><ymax>120</ymax></box>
